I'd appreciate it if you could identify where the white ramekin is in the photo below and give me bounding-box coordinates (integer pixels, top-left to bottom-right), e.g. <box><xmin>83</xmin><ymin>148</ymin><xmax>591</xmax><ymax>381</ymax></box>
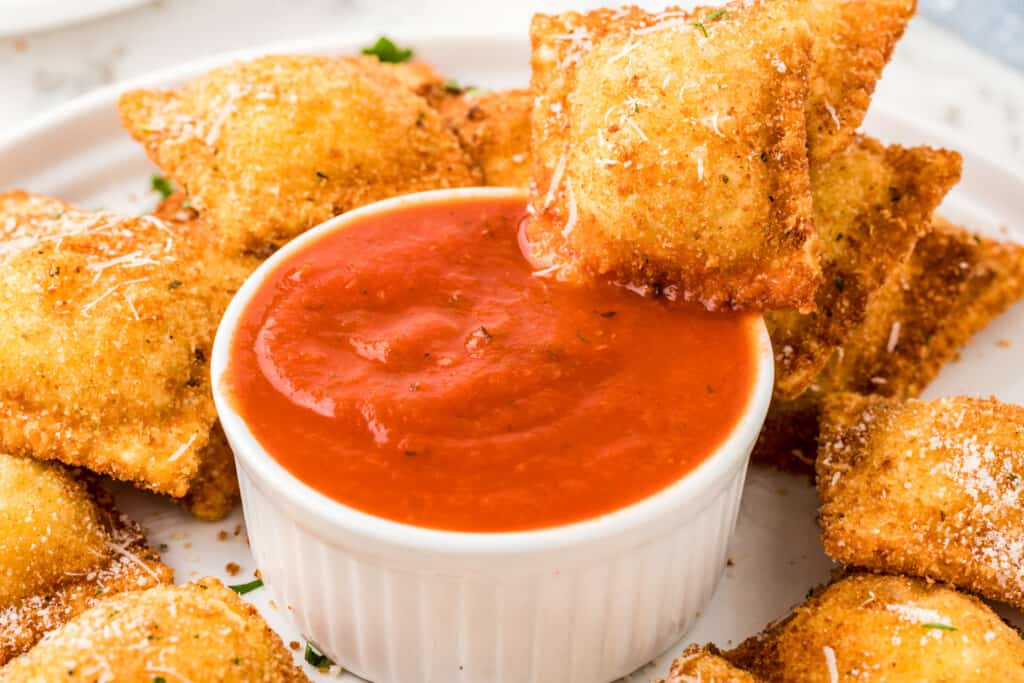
<box><xmin>211</xmin><ymin>187</ymin><xmax>774</xmax><ymax>683</ymax></box>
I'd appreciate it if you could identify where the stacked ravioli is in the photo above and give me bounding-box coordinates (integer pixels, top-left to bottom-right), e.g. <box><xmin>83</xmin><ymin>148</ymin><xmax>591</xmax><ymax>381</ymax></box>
<box><xmin>2</xmin><ymin>0</ymin><xmax>1024</xmax><ymax>680</ymax></box>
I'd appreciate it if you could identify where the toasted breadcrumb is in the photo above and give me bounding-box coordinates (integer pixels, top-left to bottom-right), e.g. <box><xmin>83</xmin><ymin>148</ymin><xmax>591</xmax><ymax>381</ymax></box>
<box><xmin>819</xmin><ymin>394</ymin><xmax>1024</xmax><ymax>609</ymax></box>
<box><xmin>659</xmin><ymin>644</ymin><xmax>763</xmax><ymax>682</ymax></box>
<box><xmin>528</xmin><ymin>0</ymin><xmax>820</xmax><ymax>311</ymax></box>
<box><xmin>727</xmin><ymin>573</ymin><xmax>1024</xmax><ymax>682</ymax></box>
<box><xmin>0</xmin><ymin>579</ymin><xmax>306</xmax><ymax>682</ymax></box>
<box><xmin>0</xmin><ymin>192</ymin><xmax>250</xmax><ymax>515</ymax></box>
<box><xmin>119</xmin><ymin>54</ymin><xmax>480</xmax><ymax>254</ymax></box>
<box><xmin>768</xmin><ymin>138</ymin><xmax>962</xmax><ymax>398</ymax></box>
<box><xmin>0</xmin><ymin>453</ymin><xmax>171</xmax><ymax>665</ymax></box>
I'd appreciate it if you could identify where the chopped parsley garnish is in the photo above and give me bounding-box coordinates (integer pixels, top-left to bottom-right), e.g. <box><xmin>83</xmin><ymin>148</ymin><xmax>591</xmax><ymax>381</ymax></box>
<box><xmin>835</xmin><ymin>232</ymin><xmax>844</xmax><ymax>241</ymax></box>
<box><xmin>315</xmin><ymin>171</ymin><xmax>329</xmax><ymax>180</ymax></box>
<box><xmin>180</xmin><ymin>199</ymin><xmax>192</xmax><ymax>209</ymax></box>
<box><xmin>158</xmin><ymin>543</ymin><xmax>169</xmax><ymax>552</ymax></box>
<box><xmin>304</xmin><ymin>642</ymin><xmax>334</xmax><ymax>668</ymax></box>
<box><xmin>708</xmin><ymin>9</ymin><xmax>730</xmax><ymax>21</ymax></box>
<box><xmin>153</xmin><ymin>678</ymin><xmax>167</xmax><ymax>683</ymax></box>
<box><xmin>49</xmin><ymin>210</ymin><xmax>64</xmax><ymax>220</ymax></box>
<box><xmin>922</xmin><ymin>622</ymin><xmax>957</xmax><ymax>631</ymax></box>
<box><xmin>720</xmin><ymin>174</ymin><xmax>730</xmax><ymax>184</ymax></box>
<box><xmin>834</xmin><ymin>275</ymin><xmax>846</xmax><ymax>291</ymax></box>
<box><xmin>150</xmin><ymin>174</ymin><xmax>174</xmax><ymax>200</ymax></box>
<box><xmin>168</xmin><ymin>280</ymin><xmax>183</xmax><ymax>290</ymax></box>
<box><xmin>228</xmin><ymin>578</ymin><xmax>264</xmax><ymax>595</ymax></box>
<box><xmin>361</xmin><ymin>36</ymin><xmax>413</xmax><ymax>63</ymax></box>
<box><xmin>692</xmin><ymin>21</ymin><xmax>709</xmax><ymax>37</ymax></box>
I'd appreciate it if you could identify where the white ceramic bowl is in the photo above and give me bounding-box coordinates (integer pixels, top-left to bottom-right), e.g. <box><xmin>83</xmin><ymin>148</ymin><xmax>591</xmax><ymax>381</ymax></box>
<box><xmin>211</xmin><ymin>187</ymin><xmax>774</xmax><ymax>683</ymax></box>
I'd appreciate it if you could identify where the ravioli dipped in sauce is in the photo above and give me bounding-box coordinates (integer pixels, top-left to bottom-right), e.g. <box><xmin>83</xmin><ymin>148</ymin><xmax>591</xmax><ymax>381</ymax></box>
<box><xmin>227</xmin><ymin>194</ymin><xmax>759</xmax><ymax>532</ymax></box>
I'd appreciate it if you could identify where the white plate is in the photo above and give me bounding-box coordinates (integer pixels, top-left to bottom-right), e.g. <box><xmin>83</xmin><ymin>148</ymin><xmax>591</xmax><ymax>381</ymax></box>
<box><xmin>0</xmin><ymin>0</ymin><xmax>151</xmax><ymax>37</ymax></box>
<box><xmin>1</xmin><ymin>30</ymin><xmax>1023</xmax><ymax>683</ymax></box>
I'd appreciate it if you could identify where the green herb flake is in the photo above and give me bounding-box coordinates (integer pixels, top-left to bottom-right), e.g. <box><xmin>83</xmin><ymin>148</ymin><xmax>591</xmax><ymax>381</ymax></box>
<box><xmin>150</xmin><ymin>174</ymin><xmax>174</xmax><ymax>200</ymax></box>
<box><xmin>836</xmin><ymin>232</ymin><xmax>844</xmax><ymax>241</ymax></box>
<box><xmin>720</xmin><ymin>174</ymin><xmax>730</xmax><ymax>184</ymax></box>
<box><xmin>922</xmin><ymin>622</ymin><xmax>957</xmax><ymax>631</ymax></box>
<box><xmin>692</xmin><ymin>21</ymin><xmax>708</xmax><ymax>37</ymax></box>
<box><xmin>834</xmin><ymin>275</ymin><xmax>846</xmax><ymax>291</ymax></box>
<box><xmin>442</xmin><ymin>79</ymin><xmax>465</xmax><ymax>94</ymax></box>
<box><xmin>361</xmin><ymin>36</ymin><xmax>413</xmax><ymax>63</ymax></box>
<box><xmin>158</xmin><ymin>543</ymin><xmax>169</xmax><ymax>552</ymax></box>
<box><xmin>315</xmin><ymin>171</ymin><xmax>329</xmax><ymax>181</ymax></box>
<box><xmin>49</xmin><ymin>210</ymin><xmax>64</xmax><ymax>220</ymax></box>
<box><xmin>180</xmin><ymin>199</ymin><xmax>192</xmax><ymax>209</ymax></box>
<box><xmin>708</xmin><ymin>9</ymin><xmax>730</xmax><ymax>20</ymax></box>
<box><xmin>168</xmin><ymin>280</ymin><xmax>183</xmax><ymax>290</ymax></box>
<box><xmin>153</xmin><ymin>678</ymin><xmax>167</xmax><ymax>683</ymax></box>
<box><xmin>304</xmin><ymin>642</ymin><xmax>334</xmax><ymax>668</ymax></box>
<box><xmin>228</xmin><ymin>578</ymin><xmax>264</xmax><ymax>595</ymax></box>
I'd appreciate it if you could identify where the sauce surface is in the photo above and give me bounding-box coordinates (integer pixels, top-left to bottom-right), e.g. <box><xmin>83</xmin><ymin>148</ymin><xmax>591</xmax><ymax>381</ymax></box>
<box><xmin>228</xmin><ymin>196</ymin><xmax>758</xmax><ymax>532</ymax></box>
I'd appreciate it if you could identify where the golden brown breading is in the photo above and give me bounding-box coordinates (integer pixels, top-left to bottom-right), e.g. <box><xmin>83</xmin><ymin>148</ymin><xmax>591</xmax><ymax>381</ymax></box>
<box><xmin>382</xmin><ymin>60</ymin><xmax>444</xmax><ymax>95</ymax></box>
<box><xmin>767</xmin><ymin>138</ymin><xmax>962</xmax><ymax>398</ymax></box>
<box><xmin>754</xmin><ymin>222</ymin><xmax>1024</xmax><ymax>470</ymax></box>
<box><xmin>727</xmin><ymin>573</ymin><xmax>1024</xmax><ymax>682</ymax></box>
<box><xmin>0</xmin><ymin>578</ymin><xmax>307</xmax><ymax>682</ymax></box>
<box><xmin>438</xmin><ymin>88</ymin><xmax>532</xmax><ymax>188</ymax></box>
<box><xmin>151</xmin><ymin>190</ymin><xmax>199</xmax><ymax>224</ymax></box>
<box><xmin>659</xmin><ymin>644</ymin><xmax>763</xmax><ymax>682</ymax></box>
<box><xmin>0</xmin><ymin>192</ymin><xmax>247</xmax><ymax>515</ymax></box>
<box><xmin>827</xmin><ymin>220</ymin><xmax>1024</xmax><ymax>398</ymax></box>
<box><xmin>806</xmin><ymin>0</ymin><xmax>916</xmax><ymax>163</ymax></box>
<box><xmin>119</xmin><ymin>54</ymin><xmax>481</xmax><ymax>254</ymax></box>
<box><xmin>181</xmin><ymin>423</ymin><xmax>240</xmax><ymax>521</ymax></box>
<box><xmin>0</xmin><ymin>453</ymin><xmax>171</xmax><ymax>665</ymax></box>
<box><xmin>818</xmin><ymin>394</ymin><xmax>1024</xmax><ymax>609</ymax></box>
<box><xmin>527</xmin><ymin>1</ymin><xmax>820</xmax><ymax>312</ymax></box>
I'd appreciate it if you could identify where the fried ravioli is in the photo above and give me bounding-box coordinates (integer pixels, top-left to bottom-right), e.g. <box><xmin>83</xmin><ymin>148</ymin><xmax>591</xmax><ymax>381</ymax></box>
<box><xmin>659</xmin><ymin>644</ymin><xmax>762</xmax><ymax>682</ymax></box>
<box><xmin>727</xmin><ymin>573</ymin><xmax>1024</xmax><ymax>682</ymax></box>
<box><xmin>753</xmin><ymin>220</ymin><xmax>1022</xmax><ymax>470</ymax></box>
<box><xmin>0</xmin><ymin>579</ymin><xmax>306</xmax><ymax>682</ymax></box>
<box><xmin>438</xmin><ymin>88</ymin><xmax>532</xmax><ymax>188</ymax></box>
<box><xmin>818</xmin><ymin>394</ymin><xmax>1024</xmax><ymax>609</ymax></box>
<box><xmin>806</xmin><ymin>0</ymin><xmax>916</xmax><ymax>162</ymax></box>
<box><xmin>0</xmin><ymin>192</ymin><xmax>246</xmax><ymax>517</ymax></box>
<box><xmin>527</xmin><ymin>1</ymin><xmax>819</xmax><ymax>311</ymax></box>
<box><xmin>767</xmin><ymin>137</ymin><xmax>962</xmax><ymax>398</ymax></box>
<box><xmin>0</xmin><ymin>453</ymin><xmax>171</xmax><ymax>665</ymax></box>
<box><xmin>827</xmin><ymin>220</ymin><xmax>1024</xmax><ymax>398</ymax></box>
<box><xmin>119</xmin><ymin>54</ymin><xmax>481</xmax><ymax>254</ymax></box>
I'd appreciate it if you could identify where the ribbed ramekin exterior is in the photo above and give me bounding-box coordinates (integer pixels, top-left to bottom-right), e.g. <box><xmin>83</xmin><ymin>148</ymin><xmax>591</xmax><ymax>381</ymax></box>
<box><xmin>238</xmin><ymin>461</ymin><xmax>747</xmax><ymax>683</ymax></box>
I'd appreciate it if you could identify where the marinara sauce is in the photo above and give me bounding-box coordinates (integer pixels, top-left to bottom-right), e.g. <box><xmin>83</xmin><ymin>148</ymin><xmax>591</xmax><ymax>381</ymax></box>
<box><xmin>228</xmin><ymin>195</ymin><xmax>758</xmax><ymax>532</ymax></box>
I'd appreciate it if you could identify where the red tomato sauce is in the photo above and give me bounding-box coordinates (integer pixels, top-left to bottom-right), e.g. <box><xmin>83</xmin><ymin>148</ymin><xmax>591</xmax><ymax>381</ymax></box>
<box><xmin>227</xmin><ymin>196</ymin><xmax>758</xmax><ymax>532</ymax></box>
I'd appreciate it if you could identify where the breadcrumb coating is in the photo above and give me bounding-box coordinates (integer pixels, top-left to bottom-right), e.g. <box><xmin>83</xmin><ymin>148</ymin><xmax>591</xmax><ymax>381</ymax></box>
<box><xmin>767</xmin><ymin>137</ymin><xmax>962</xmax><ymax>399</ymax></box>
<box><xmin>754</xmin><ymin>221</ymin><xmax>1024</xmax><ymax>470</ymax></box>
<box><xmin>806</xmin><ymin>0</ymin><xmax>916</xmax><ymax>163</ymax></box>
<box><xmin>827</xmin><ymin>219</ymin><xmax>1024</xmax><ymax>398</ymax></box>
<box><xmin>0</xmin><ymin>192</ymin><xmax>248</xmax><ymax>508</ymax></box>
<box><xmin>437</xmin><ymin>88</ymin><xmax>532</xmax><ymax>188</ymax></box>
<box><xmin>0</xmin><ymin>579</ymin><xmax>306</xmax><ymax>682</ymax></box>
<box><xmin>0</xmin><ymin>453</ymin><xmax>171</xmax><ymax>665</ymax></box>
<box><xmin>819</xmin><ymin>394</ymin><xmax>1024</xmax><ymax>609</ymax></box>
<box><xmin>527</xmin><ymin>0</ymin><xmax>820</xmax><ymax>312</ymax></box>
<box><xmin>659</xmin><ymin>644</ymin><xmax>762</xmax><ymax>682</ymax></box>
<box><xmin>119</xmin><ymin>54</ymin><xmax>481</xmax><ymax>254</ymax></box>
<box><xmin>727</xmin><ymin>573</ymin><xmax>1024</xmax><ymax>682</ymax></box>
